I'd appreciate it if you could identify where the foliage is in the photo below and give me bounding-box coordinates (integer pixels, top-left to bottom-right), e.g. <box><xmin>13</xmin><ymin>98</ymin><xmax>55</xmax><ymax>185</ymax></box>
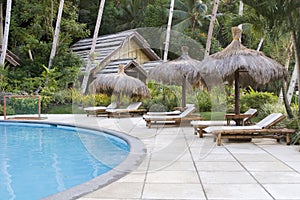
<box><xmin>2</xmin><ymin>98</ymin><xmax>39</xmax><ymax>115</ymax></box>
<box><xmin>239</xmin><ymin>88</ymin><xmax>278</xmax><ymax>113</ymax></box>
<box><xmin>172</xmin><ymin>0</ymin><xmax>208</xmax><ymax>32</ymax></box>
<box><xmin>6</xmin><ymin>0</ymin><xmax>89</xmax><ymax>98</ymax></box>
<box><xmin>0</xmin><ymin>105</ymin><xmax>15</xmax><ymax>115</ymax></box>
<box><xmin>143</xmin><ymin>82</ymin><xmax>179</xmax><ymax>111</ymax></box>
<box><xmin>196</xmin><ymin>90</ymin><xmax>211</xmax><ymax>112</ymax></box>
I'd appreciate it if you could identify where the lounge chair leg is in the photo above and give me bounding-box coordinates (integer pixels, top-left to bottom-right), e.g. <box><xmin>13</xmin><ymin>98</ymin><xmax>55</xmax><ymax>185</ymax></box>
<box><xmin>286</xmin><ymin>133</ymin><xmax>291</xmax><ymax>145</ymax></box>
<box><xmin>217</xmin><ymin>133</ymin><xmax>222</xmax><ymax>146</ymax></box>
<box><xmin>199</xmin><ymin>129</ymin><xmax>204</xmax><ymax>138</ymax></box>
<box><xmin>194</xmin><ymin>127</ymin><xmax>197</xmax><ymax>135</ymax></box>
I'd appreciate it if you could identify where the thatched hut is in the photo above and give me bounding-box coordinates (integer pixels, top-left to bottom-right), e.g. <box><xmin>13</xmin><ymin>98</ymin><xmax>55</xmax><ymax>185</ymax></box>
<box><xmin>148</xmin><ymin>46</ymin><xmax>206</xmax><ymax>107</ymax></box>
<box><xmin>192</xmin><ymin>27</ymin><xmax>286</xmax><ymax>114</ymax></box>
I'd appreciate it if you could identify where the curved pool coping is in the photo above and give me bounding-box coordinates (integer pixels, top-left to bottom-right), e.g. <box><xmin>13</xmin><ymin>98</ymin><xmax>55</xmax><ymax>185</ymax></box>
<box><xmin>0</xmin><ymin>120</ymin><xmax>147</xmax><ymax>200</ymax></box>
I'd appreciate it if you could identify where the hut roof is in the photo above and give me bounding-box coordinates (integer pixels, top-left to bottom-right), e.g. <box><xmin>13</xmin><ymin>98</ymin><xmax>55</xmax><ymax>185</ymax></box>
<box><xmin>142</xmin><ymin>60</ymin><xmax>163</xmax><ymax>73</ymax></box>
<box><xmin>71</xmin><ymin>29</ymin><xmax>161</xmax><ymax>73</ymax></box>
<box><xmin>97</xmin><ymin>58</ymin><xmax>146</xmax><ymax>77</ymax></box>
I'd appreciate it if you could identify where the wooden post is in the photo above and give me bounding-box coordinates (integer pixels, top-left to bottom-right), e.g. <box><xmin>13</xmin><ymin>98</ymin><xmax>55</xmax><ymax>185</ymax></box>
<box><xmin>234</xmin><ymin>70</ymin><xmax>240</xmax><ymax>115</ymax></box>
<box><xmin>4</xmin><ymin>95</ymin><xmax>6</xmax><ymax>120</ymax></box>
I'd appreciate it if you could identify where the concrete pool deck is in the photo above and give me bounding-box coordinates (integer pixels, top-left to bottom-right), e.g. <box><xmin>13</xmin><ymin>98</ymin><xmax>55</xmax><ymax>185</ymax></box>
<box><xmin>5</xmin><ymin>114</ymin><xmax>300</xmax><ymax>200</ymax></box>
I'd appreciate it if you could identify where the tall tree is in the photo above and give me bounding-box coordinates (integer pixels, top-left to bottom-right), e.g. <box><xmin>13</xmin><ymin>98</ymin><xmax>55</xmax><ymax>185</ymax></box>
<box><xmin>205</xmin><ymin>0</ymin><xmax>219</xmax><ymax>57</ymax></box>
<box><xmin>48</xmin><ymin>0</ymin><xmax>64</xmax><ymax>69</ymax></box>
<box><xmin>163</xmin><ymin>0</ymin><xmax>174</xmax><ymax>61</ymax></box>
<box><xmin>0</xmin><ymin>0</ymin><xmax>12</xmax><ymax>65</ymax></box>
<box><xmin>81</xmin><ymin>0</ymin><xmax>106</xmax><ymax>94</ymax></box>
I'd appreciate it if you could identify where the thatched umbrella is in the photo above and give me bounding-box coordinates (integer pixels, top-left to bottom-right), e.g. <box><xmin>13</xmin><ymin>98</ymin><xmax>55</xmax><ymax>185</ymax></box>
<box><xmin>89</xmin><ymin>64</ymin><xmax>150</xmax><ymax>106</ymax></box>
<box><xmin>148</xmin><ymin>46</ymin><xmax>206</xmax><ymax>108</ymax></box>
<box><xmin>193</xmin><ymin>27</ymin><xmax>286</xmax><ymax>114</ymax></box>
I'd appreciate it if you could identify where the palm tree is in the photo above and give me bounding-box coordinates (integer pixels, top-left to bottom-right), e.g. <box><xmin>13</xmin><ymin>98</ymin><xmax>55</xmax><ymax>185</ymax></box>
<box><xmin>82</xmin><ymin>0</ymin><xmax>106</xmax><ymax>94</ymax></box>
<box><xmin>163</xmin><ymin>0</ymin><xmax>174</xmax><ymax>61</ymax></box>
<box><xmin>117</xmin><ymin>0</ymin><xmax>150</xmax><ymax>31</ymax></box>
<box><xmin>205</xmin><ymin>0</ymin><xmax>219</xmax><ymax>57</ymax></box>
<box><xmin>172</xmin><ymin>0</ymin><xmax>208</xmax><ymax>32</ymax></box>
<box><xmin>48</xmin><ymin>0</ymin><xmax>64</xmax><ymax>70</ymax></box>
<box><xmin>0</xmin><ymin>0</ymin><xmax>12</xmax><ymax>65</ymax></box>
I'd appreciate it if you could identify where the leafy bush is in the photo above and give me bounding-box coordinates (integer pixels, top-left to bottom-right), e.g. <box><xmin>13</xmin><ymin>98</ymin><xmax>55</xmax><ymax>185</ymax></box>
<box><xmin>0</xmin><ymin>104</ymin><xmax>15</xmax><ymax>115</ymax></box>
<box><xmin>196</xmin><ymin>90</ymin><xmax>212</xmax><ymax>112</ymax></box>
<box><xmin>143</xmin><ymin>83</ymin><xmax>179</xmax><ymax>111</ymax></box>
<box><xmin>4</xmin><ymin>98</ymin><xmax>39</xmax><ymax>115</ymax></box>
<box><xmin>240</xmin><ymin>88</ymin><xmax>278</xmax><ymax>113</ymax></box>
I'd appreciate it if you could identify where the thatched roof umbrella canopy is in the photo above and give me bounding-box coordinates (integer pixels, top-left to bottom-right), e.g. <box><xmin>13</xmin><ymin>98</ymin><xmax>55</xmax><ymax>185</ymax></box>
<box><xmin>148</xmin><ymin>46</ymin><xmax>206</xmax><ymax>107</ymax></box>
<box><xmin>89</xmin><ymin>65</ymin><xmax>150</xmax><ymax>105</ymax></box>
<box><xmin>193</xmin><ymin>27</ymin><xmax>286</xmax><ymax>114</ymax></box>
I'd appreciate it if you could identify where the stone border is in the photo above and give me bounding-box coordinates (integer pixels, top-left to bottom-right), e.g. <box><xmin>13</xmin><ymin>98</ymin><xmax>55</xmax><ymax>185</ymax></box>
<box><xmin>0</xmin><ymin>120</ymin><xmax>147</xmax><ymax>200</ymax></box>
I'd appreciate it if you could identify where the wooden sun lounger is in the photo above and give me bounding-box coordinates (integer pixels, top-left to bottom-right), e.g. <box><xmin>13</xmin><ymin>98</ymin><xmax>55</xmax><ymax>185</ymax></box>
<box><xmin>143</xmin><ymin>105</ymin><xmax>203</xmax><ymax>128</ymax></box>
<box><xmin>213</xmin><ymin>128</ymin><xmax>295</xmax><ymax>146</ymax></box>
<box><xmin>106</xmin><ymin>102</ymin><xmax>146</xmax><ymax>118</ymax></box>
<box><xmin>84</xmin><ymin>102</ymin><xmax>117</xmax><ymax>117</ymax></box>
<box><xmin>191</xmin><ymin>108</ymin><xmax>257</xmax><ymax>138</ymax></box>
<box><xmin>203</xmin><ymin>113</ymin><xmax>295</xmax><ymax>145</ymax></box>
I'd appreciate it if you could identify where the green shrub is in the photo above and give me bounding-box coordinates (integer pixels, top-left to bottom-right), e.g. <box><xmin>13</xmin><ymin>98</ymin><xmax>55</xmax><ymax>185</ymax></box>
<box><xmin>196</xmin><ymin>90</ymin><xmax>211</xmax><ymax>112</ymax></box>
<box><xmin>4</xmin><ymin>98</ymin><xmax>39</xmax><ymax>115</ymax></box>
<box><xmin>0</xmin><ymin>104</ymin><xmax>15</xmax><ymax>115</ymax></box>
<box><xmin>240</xmin><ymin>88</ymin><xmax>278</xmax><ymax>113</ymax></box>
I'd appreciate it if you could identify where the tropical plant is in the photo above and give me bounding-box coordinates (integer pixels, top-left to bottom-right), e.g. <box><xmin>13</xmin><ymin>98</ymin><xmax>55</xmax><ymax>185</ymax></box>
<box><xmin>172</xmin><ymin>0</ymin><xmax>208</xmax><ymax>32</ymax></box>
<box><xmin>116</xmin><ymin>0</ymin><xmax>151</xmax><ymax>31</ymax></box>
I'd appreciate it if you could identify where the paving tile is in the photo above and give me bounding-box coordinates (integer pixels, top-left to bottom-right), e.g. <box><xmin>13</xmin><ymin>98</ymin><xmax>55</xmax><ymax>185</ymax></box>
<box><xmin>146</xmin><ymin>170</ymin><xmax>199</xmax><ymax>183</ymax></box>
<box><xmin>199</xmin><ymin>171</ymin><xmax>256</xmax><ymax>184</ymax></box>
<box><xmin>84</xmin><ymin>182</ymin><xmax>143</xmax><ymax>199</ymax></box>
<box><xmin>195</xmin><ymin>153</ymin><xmax>236</xmax><ymax>162</ymax></box>
<box><xmin>203</xmin><ymin>183</ymin><xmax>273</xmax><ymax>199</ymax></box>
<box><xmin>286</xmin><ymin>162</ymin><xmax>300</xmax><ymax>173</ymax></box>
<box><xmin>225</xmin><ymin>143</ymin><xmax>266</xmax><ymax>154</ymax></box>
<box><xmin>143</xmin><ymin>183</ymin><xmax>206</xmax><ymax>199</ymax></box>
<box><xmin>117</xmin><ymin>172</ymin><xmax>147</xmax><ymax>183</ymax></box>
<box><xmin>251</xmin><ymin>171</ymin><xmax>300</xmax><ymax>183</ymax></box>
<box><xmin>149</xmin><ymin>161</ymin><xmax>195</xmax><ymax>171</ymax></box>
<box><xmin>241</xmin><ymin>161</ymin><xmax>294</xmax><ymax>172</ymax></box>
<box><xmin>196</xmin><ymin>161</ymin><xmax>244</xmax><ymax>171</ymax></box>
<box><xmin>150</xmin><ymin>149</ymin><xmax>192</xmax><ymax>162</ymax></box>
<box><xmin>263</xmin><ymin>184</ymin><xmax>300</xmax><ymax>199</ymax></box>
<box><xmin>232</xmin><ymin>153</ymin><xmax>277</xmax><ymax>162</ymax></box>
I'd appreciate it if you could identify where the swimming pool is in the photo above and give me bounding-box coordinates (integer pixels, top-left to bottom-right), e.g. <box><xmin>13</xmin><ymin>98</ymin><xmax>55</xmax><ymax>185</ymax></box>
<box><xmin>0</xmin><ymin>121</ymin><xmax>146</xmax><ymax>200</ymax></box>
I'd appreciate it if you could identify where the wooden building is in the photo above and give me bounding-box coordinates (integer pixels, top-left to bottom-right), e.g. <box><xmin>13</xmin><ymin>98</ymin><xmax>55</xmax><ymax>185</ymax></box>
<box><xmin>71</xmin><ymin>29</ymin><xmax>162</xmax><ymax>90</ymax></box>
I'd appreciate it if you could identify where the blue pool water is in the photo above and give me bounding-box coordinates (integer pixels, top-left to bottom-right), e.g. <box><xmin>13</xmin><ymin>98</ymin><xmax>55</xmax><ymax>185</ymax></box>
<box><xmin>0</xmin><ymin>122</ymin><xmax>130</xmax><ymax>200</ymax></box>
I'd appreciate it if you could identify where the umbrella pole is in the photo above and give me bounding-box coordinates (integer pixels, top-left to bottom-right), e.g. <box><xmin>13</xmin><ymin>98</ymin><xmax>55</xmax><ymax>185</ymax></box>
<box><xmin>234</xmin><ymin>70</ymin><xmax>240</xmax><ymax>115</ymax></box>
<box><xmin>117</xmin><ymin>93</ymin><xmax>121</xmax><ymax>108</ymax></box>
<box><xmin>182</xmin><ymin>77</ymin><xmax>186</xmax><ymax>108</ymax></box>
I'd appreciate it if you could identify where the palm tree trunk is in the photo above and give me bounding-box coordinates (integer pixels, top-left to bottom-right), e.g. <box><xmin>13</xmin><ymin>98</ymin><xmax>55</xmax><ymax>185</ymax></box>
<box><xmin>289</xmin><ymin>14</ymin><xmax>300</xmax><ymax>116</ymax></box>
<box><xmin>0</xmin><ymin>1</ymin><xmax>3</xmax><ymax>44</ymax></box>
<box><xmin>282</xmin><ymin>39</ymin><xmax>293</xmax><ymax>118</ymax></box>
<box><xmin>205</xmin><ymin>0</ymin><xmax>219</xmax><ymax>57</ymax></box>
<box><xmin>48</xmin><ymin>0</ymin><xmax>64</xmax><ymax>69</ymax></box>
<box><xmin>81</xmin><ymin>0</ymin><xmax>106</xmax><ymax>94</ymax></box>
<box><xmin>163</xmin><ymin>0</ymin><xmax>174</xmax><ymax>61</ymax></box>
<box><xmin>0</xmin><ymin>0</ymin><xmax>12</xmax><ymax>65</ymax></box>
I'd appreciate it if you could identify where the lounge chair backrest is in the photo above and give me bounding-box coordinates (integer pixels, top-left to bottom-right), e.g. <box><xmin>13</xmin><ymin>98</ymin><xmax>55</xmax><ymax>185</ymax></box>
<box><xmin>256</xmin><ymin>113</ymin><xmax>285</xmax><ymax>129</ymax></box>
<box><xmin>126</xmin><ymin>102</ymin><xmax>142</xmax><ymax>110</ymax></box>
<box><xmin>243</xmin><ymin>108</ymin><xmax>258</xmax><ymax>122</ymax></box>
<box><xmin>107</xmin><ymin>102</ymin><xmax>117</xmax><ymax>109</ymax></box>
<box><xmin>179</xmin><ymin>105</ymin><xmax>195</xmax><ymax>117</ymax></box>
